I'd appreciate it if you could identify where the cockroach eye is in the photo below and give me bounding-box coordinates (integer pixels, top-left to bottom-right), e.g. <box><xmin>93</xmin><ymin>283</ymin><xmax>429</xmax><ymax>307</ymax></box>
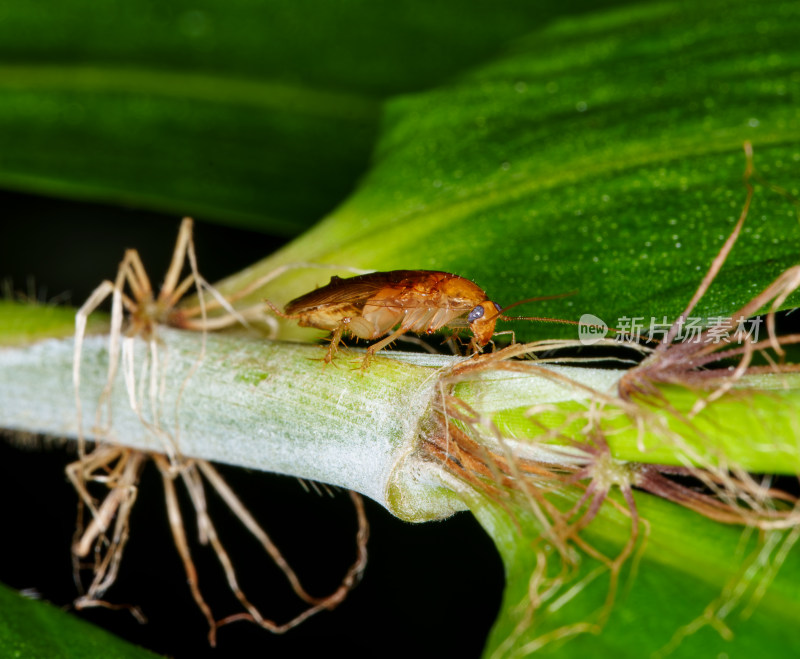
<box><xmin>467</xmin><ymin>305</ymin><xmax>485</xmax><ymax>323</ymax></box>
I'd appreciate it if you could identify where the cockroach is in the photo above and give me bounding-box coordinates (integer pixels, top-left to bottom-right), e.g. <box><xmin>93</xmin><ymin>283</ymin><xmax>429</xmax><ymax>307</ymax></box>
<box><xmin>266</xmin><ymin>269</ymin><xmax>572</xmax><ymax>367</ymax></box>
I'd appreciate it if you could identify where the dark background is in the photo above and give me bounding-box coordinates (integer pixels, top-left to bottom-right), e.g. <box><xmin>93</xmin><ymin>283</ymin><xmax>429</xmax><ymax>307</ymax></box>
<box><xmin>1</xmin><ymin>188</ymin><xmax>504</xmax><ymax>658</ymax></box>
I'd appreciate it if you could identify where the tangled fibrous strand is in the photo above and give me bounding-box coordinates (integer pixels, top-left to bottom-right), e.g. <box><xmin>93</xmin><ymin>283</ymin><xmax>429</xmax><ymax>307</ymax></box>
<box><xmin>425</xmin><ymin>378</ymin><xmax>647</xmax><ymax>655</ymax></box>
<box><xmin>70</xmin><ymin>218</ymin><xmax>369</xmax><ymax>644</ymax></box>
<box><xmin>618</xmin><ymin>142</ymin><xmax>800</xmax><ymax>415</ymax></box>
<box><xmin>425</xmin><ymin>256</ymin><xmax>800</xmax><ymax>652</ymax></box>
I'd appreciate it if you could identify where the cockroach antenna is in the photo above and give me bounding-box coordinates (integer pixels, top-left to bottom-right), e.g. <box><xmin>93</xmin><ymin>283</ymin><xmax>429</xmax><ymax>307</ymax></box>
<box><xmin>488</xmin><ymin>290</ymin><xmax>583</xmax><ymax>327</ymax></box>
<box><xmin>492</xmin><ymin>291</ymin><xmax>647</xmax><ymax>345</ymax></box>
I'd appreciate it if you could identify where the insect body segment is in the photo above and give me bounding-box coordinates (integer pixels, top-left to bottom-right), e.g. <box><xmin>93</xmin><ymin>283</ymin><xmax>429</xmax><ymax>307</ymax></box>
<box><xmin>271</xmin><ymin>270</ymin><xmax>502</xmax><ymax>366</ymax></box>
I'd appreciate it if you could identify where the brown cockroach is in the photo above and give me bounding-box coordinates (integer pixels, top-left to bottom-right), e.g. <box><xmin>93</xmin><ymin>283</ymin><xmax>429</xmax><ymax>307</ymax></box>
<box><xmin>266</xmin><ymin>269</ymin><xmax>571</xmax><ymax>366</ymax></box>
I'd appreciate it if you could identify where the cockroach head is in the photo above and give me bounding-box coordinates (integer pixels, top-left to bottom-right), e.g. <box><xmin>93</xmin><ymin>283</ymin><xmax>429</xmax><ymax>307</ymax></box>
<box><xmin>467</xmin><ymin>301</ymin><xmax>503</xmax><ymax>346</ymax></box>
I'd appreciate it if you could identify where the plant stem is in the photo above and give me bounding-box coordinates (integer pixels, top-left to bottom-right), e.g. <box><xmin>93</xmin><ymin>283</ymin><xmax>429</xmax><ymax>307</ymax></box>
<box><xmin>2</xmin><ymin>320</ymin><xmax>799</xmax><ymax>526</ymax></box>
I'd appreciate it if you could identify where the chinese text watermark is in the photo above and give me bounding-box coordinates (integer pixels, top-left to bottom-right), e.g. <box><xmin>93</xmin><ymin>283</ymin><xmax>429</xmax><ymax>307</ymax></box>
<box><xmin>578</xmin><ymin>315</ymin><xmax>763</xmax><ymax>346</ymax></box>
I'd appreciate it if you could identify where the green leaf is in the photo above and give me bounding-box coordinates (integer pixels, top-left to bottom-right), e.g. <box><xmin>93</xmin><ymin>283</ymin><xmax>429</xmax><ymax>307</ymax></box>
<box><xmin>220</xmin><ymin>2</ymin><xmax>800</xmax><ymax>655</ymax></box>
<box><xmin>3</xmin><ymin>1</ymin><xmax>800</xmax><ymax>657</ymax></box>
<box><xmin>0</xmin><ymin>583</ymin><xmax>159</xmax><ymax>658</ymax></box>
<box><xmin>0</xmin><ymin>300</ymin><xmax>106</xmax><ymax>346</ymax></box>
<box><xmin>243</xmin><ymin>0</ymin><xmax>800</xmax><ymax>342</ymax></box>
<box><xmin>0</xmin><ymin>62</ymin><xmax>378</xmax><ymax>235</ymax></box>
<box><xmin>477</xmin><ymin>376</ymin><xmax>800</xmax><ymax>474</ymax></box>
<box><xmin>475</xmin><ymin>490</ymin><xmax>800</xmax><ymax>658</ymax></box>
<box><xmin>0</xmin><ymin>0</ymin><xmax>598</xmax><ymax>234</ymax></box>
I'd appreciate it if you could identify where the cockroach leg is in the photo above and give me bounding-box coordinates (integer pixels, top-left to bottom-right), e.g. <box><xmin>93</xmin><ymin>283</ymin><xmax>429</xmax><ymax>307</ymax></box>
<box><xmin>325</xmin><ymin>325</ymin><xmax>345</xmax><ymax>364</ymax></box>
<box><xmin>491</xmin><ymin>329</ymin><xmax>516</xmax><ymax>348</ymax></box>
<box><xmin>440</xmin><ymin>330</ymin><xmax>467</xmax><ymax>355</ymax></box>
<box><xmin>361</xmin><ymin>326</ymin><xmax>409</xmax><ymax>370</ymax></box>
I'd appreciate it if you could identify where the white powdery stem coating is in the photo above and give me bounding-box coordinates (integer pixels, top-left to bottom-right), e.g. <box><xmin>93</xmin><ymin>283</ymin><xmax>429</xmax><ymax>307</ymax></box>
<box><xmin>0</xmin><ymin>329</ymin><xmax>625</xmax><ymax>521</ymax></box>
<box><xmin>0</xmin><ymin>328</ymin><xmax>452</xmax><ymax>519</ymax></box>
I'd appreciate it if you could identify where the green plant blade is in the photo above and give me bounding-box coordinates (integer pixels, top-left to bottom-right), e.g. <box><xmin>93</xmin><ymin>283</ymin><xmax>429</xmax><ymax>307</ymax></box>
<box><xmin>240</xmin><ymin>0</ymin><xmax>800</xmax><ymax>341</ymax></box>
<box><xmin>3</xmin><ymin>0</ymin><xmax>800</xmax><ymax>657</ymax></box>
<box><xmin>0</xmin><ymin>583</ymin><xmax>159</xmax><ymax>658</ymax></box>
<box><xmin>475</xmin><ymin>490</ymin><xmax>800</xmax><ymax>658</ymax></box>
<box><xmin>0</xmin><ymin>0</ymin><xmax>602</xmax><ymax>233</ymax></box>
<box><xmin>0</xmin><ymin>300</ymin><xmax>108</xmax><ymax>346</ymax></box>
<box><xmin>0</xmin><ymin>63</ymin><xmax>378</xmax><ymax>234</ymax></box>
<box><xmin>455</xmin><ymin>366</ymin><xmax>800</xmax><ymax>475</ymax></box>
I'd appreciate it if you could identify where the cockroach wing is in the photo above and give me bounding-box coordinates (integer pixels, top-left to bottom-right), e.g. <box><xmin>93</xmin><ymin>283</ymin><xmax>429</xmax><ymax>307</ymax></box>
<box><xmin>284</xmin><ymin>271</ymin><xmax>424</xmax><ymax>314</ymax></box>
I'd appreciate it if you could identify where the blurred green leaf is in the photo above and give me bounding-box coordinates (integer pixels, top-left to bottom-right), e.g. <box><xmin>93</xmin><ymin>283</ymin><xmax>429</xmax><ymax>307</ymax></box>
<box><xmin>0</xmin><ymin>300</ymin><xmax>107</xmax><ymax>346</ymax></box>
<box><xmin>0</xmin><ymin>583</ymin><xmax>159</xmax><ymax>658</ymax></box>
<box><xmin>0</xmin><ymin>67</ymin><xmax>377</xmax><ymax>234</ymax></box>
<box><xmin>0</xmin><ymin>0</ymin><xmax>618</xmax><ymax>234</ymax></box>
